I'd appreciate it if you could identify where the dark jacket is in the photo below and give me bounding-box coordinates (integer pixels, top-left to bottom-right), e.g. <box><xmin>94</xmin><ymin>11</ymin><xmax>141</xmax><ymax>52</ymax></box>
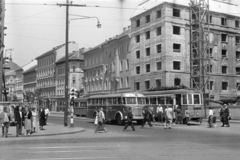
<box><xmin>127</xmin><ymin>111</ymin><xmax>134</xmax><ymax>122</ymax></box>
<box><xmin>24</xmin><ymin>111</ymin><xmax>32</xmax><ymax>120</ymax></box>
<box><xmin>14</xmin><ymin>108</ymin><xmax>24</xmax><ymax>124</ymax></box>
<box><xmin>175</xmin><ymin>108</ymin><xmax>182</xmax><ymax>116</ymax></box>
<box><xmin>222</xmin><ymin>108</ymin><xmax>229</xmax><ymax>118</ymax></box>
<box><xmin>39</xmin><ymin>109</ymin><xmax>46</xmax><ymax>126</ymax></box>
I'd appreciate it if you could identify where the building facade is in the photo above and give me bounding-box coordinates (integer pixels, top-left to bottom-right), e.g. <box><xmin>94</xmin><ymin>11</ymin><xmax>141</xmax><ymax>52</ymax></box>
<box><xmin>83</xmin><ymin>27</ymin><xmax>131</xmax><ymax>95</ymax></box>
<box><xmin>0</xmin><ymin>0</ymin><xmax>5</xmax><ymax>101</ymax></box>
<box><xmin>55</xmin><ymin>49</ymin><xmax>84</xmax><ymax>112</ymax></box>
<box><xmin>35</xmin><ymin>41</ymin><xmax>78</xmax><ymax>109</ymax></box>
<box><xmin>23</xmin><ymin>65</ymin><xmax>37</xmax><ymax>101</ymax></box>
<box><xmin>15</xmin><ymin>68</ymin><xmax>24</xmax><ymax>101</ymax></box>
<box><xmin>130</xmin><ymin>0</ymin><xmax>240</xmax><ymax>100</ymax></box>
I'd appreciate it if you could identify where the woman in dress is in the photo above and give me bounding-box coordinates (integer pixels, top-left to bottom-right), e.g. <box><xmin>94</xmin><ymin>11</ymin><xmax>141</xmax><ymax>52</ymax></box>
<box><xmin>24</xmin><ymin>107</ymin><xmax>32</xmax><ymax>136</ymax></box>
<box><xmin>31</xmin><ymin>108</ymin><xmax>37</xmax><ymax>133</ymax></box>
<box><xmin>39</xmin><ymin>107</ymin><xmax>46</xmax><ymax>130</ymax></box>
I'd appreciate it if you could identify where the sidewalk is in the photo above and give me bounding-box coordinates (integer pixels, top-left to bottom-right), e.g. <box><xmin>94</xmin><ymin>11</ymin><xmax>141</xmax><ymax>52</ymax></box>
<box><xmin>4</xmin><ymin>122</ymin><xmax>84</xmax><ymax>138</ymax></box>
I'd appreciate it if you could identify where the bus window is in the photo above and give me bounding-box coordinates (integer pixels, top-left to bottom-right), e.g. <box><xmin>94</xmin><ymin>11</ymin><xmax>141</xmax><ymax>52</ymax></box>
<box><xmin>126</xmin><ymin>97</ymin><xmax>136</xmax><ymax>104</ymax></box>
<box><xmin>166</xmin><ymin>96</ymin><xmax>173</xmax><ymax>105</ymax></box>
<box><xmin>117</xmin><ymin>97</ymin><xmax>122</xmax><ymax>104</ymax></box>
<box><xmin>107</xmin><ymin>98</ymin><xmax>112</xmax><ymax>105</ymax></box>
<box><xmin>157</xmin><ymin>96</ymin><xmax>165</xmax><ymax>104</ymax></box>
<box><xmin>188</xmin><ymin>94</ymin><xmax>193</xmax><ymax>104</ymax></box>
<box><xmin>99</xmin><ymin>99</ymin><xmax>102</xmax><ymax>105</ymax></box>
<box><xmin>194</xmin><ymin>94</ymin><xmax>200</xmax><ymax>104</ymax></box>
<box><xmin>146</xmin><ymin>97</ymin><xmax>150</xmax><ymax>105</ymax></box>
<box><xmin>150</xmin><ymin>97</ymin><xmax>157</xmax><ymax>104</ymax></box>
<box><xmin>87</xmin><ymin>99</ymin><xmax>91</xmax><ymax>105</ymax></box>
<box><xmin>92</xmin><ymin>99</ymin><xmax>95</xmax><ymax>105</ymax></box>
<box><xmin>182</xmin><ymin>94</ymin><xmax>187</xmax><ymax>104</ymax></box>
<box><xmin>95</xmin><ymin>99</ymin><xmax>98</xmax><ymax>105</ymax></box>
<box><xmin>113</xmin><ymin>98</ymin><xmax>117</xmax><ymax>104</ymax></box>
<box><xmin>122</xmin><ymin>97</ymin><xmax>126</xmax><ymax>104</ymax></box>
<box><xmin>103</xmin><ymin>98</ymin><xmax>106</xmax><ymax>105</ymax></box>
<box><xmin>137</xmin><ymin>98</ymin><xmax>144</xmax><ymax>104</ymax></box>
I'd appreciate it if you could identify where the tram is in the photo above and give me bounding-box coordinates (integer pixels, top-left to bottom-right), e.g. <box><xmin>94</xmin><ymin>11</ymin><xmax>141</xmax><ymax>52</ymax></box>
<box><xmin>73</xmin><ymin>97</ymin><xmax>88</xmax><ymax>117</ymax></box>
<box><xmin>144</xmin><ymin>89</ymin><xmax>204</xmax><ymax>124</ymax></box>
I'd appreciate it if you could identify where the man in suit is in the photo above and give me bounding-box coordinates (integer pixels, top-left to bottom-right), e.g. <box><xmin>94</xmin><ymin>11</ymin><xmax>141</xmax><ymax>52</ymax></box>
<box><xmin>15</xmin><ymin>106</ymin><xmax>24</xmax><ymax>137</ymax></box>
<box><xmin>123</xmin><ymin>107</ymin><xmax>135</xmax><ymax>131</ymax></box>
<box><xmin>141</xmin><ymin>105</ymin><xmax>153</xmax><ymax>129</ymax></box>
<box><xmin>222</xmin><ymin>104</ymin><xmax>230</xmax><ymax>127</ymax></box>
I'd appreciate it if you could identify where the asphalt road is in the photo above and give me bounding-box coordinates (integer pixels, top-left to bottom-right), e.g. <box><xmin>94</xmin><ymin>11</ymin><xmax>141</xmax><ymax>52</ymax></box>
<box><xmin>0</xmin><ymin>117</ymin><xmax>239</xmax><ymax>160</ymax></box>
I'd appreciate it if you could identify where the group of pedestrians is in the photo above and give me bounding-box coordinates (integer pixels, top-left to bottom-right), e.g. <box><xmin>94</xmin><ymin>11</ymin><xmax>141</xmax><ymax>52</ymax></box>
<box><xmin>208</xmin><ymin>103</ymin><xmax>230</xmax><ymax>128</ymax></box>
<box><xmin>0</xmin><ymin>105</ymin><xmax>50</xmax><ymax>138</ymax></box>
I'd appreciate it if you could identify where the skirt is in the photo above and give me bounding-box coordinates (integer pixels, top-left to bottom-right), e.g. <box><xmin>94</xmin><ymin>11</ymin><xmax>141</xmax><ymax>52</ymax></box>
<box><xmin>25</xmin><ymin>119</ymin><xmax>31</xmax><ymax>130</ymax></box>
<box><xmin>32</xmin><ymin>116</ymin><xmax>36</xmax><ymax>128</ymax></box>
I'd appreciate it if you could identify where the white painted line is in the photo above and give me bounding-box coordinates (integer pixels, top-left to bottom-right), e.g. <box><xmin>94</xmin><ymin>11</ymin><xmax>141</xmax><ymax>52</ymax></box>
<box><xmin>30</xmin><ymin>150</ymin><xmax>105</xmax><ymax>153</ymax></box>
<box><xmin>28</xmin><ymin>144</ymin><xmax>134</xmax><ymax>149</ymax></box>
<box><xmin>22</xmin><ymin>157</ymin><xmax>122</xmax><ymax>160</ymax></box>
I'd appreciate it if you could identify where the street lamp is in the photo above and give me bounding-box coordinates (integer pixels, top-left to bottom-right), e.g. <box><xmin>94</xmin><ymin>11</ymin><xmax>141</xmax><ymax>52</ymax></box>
<box><xmin>63</xmin><ymin>12</ymin><xmax>101</xmax><ymax>127</ymax></box>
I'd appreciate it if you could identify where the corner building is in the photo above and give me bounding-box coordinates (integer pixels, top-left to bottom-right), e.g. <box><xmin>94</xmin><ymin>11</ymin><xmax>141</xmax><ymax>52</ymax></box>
<box><xmin>130</xmin><ymin>0</ymin><xmax>240</xmax><ymax>100</ymax></box>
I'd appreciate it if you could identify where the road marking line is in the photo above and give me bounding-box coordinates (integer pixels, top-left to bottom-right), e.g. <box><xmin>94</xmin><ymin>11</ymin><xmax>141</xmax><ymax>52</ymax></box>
<box><xmin>28</xmin><ymin>150</ymin><xmax>108</xmax><ymax>153</ymax></box>
<box><xmin>22</xmin><ymin>157</ymin><xmax>122</xmax><ymax>160</ymax></box>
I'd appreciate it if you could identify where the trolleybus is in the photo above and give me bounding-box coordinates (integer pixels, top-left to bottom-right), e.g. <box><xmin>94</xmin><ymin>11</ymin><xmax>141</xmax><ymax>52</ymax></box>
<box><xmin>87</xmin><ymin>92</ymin><xmax>146</xmax><ymax>125</ymax></box>
<box><xmin>73</xmin><ymin>97</ymin><xmax>88</xmax><ymax>117</ymax></box>
<box><xmin>144</xmin><ymin>89</ymin><xmax>204</xmax><ymax>124</ymax></box>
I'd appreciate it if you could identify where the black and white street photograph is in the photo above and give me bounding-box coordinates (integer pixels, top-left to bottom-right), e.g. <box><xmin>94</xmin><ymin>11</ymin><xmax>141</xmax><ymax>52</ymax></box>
<box><xmin>0</xmin><ymin>0</ymin><xmax>240</xmax><ymax>160</ymax></box>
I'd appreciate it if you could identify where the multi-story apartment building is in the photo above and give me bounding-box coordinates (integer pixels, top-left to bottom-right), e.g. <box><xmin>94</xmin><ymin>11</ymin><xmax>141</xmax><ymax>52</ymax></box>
<box><xmin>130</xmin><ymin>0</ymin><xmax>240</xmax><ymax>100</ymax></box>
<box><xmin>15</xmin><ymin>68</ymin><xmax>24</xmax><ymax>101</ymax></box>
<box><xmin>55</xmin><ymin>49</ymin><xmax>84</xmax><ymax>111</ymax></box>
<box><xmin>83</xmin><ymin>27</ymin><xmax>131</xmax><ymax>95</ymax></box>
<box><xmin>23</xmin><ymin>65</ymin><xmax>37</xmax><ymax>94</ymax></box>
<box><xmin>35</xmin><ymin>41</ymin><xmax>78</xmax><ymax>108</ymax></box>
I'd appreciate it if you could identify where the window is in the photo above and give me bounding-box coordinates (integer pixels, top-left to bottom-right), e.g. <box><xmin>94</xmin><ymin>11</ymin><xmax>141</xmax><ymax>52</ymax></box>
<box><xmin>145</xmin><ymin>31</ymin><xmax>150</xmax><ymax>39</ymax></box>
<box><xmin>136</xmin><ymin>35</ymin><xmax>140</xmax><ymax>43</ymax></box>
<box><xmin>222</xmin><ymin>50</ymin><xmax>227</xmax><ymax>58</ymax></box>
<box><xmin>236</xmin><ymin>20</ymin><xmax>240</xmax><ymax>28</ymax></box>
<box><xmin>146</xmin><ymin>47</ymin><xmax>150</xmax><ymax>56</ymax></box>
<box><xmin>120</xmin><ymin>61</ymin><xmax>123</xmax><ymax>72</ymax></box>
<box><xmin>72</xmin><ymin>77</ymin><xmax>76</xmax><ymax>84</ymax></box>
<box><xmin>156</xmin><ymin>26</ymin><xmax>161</xmax><ymax>36</ymax></box>
<box><xmin>145</xmin><ymin>64</ymin><xmax>150</xmax><ymax>73</ymax></box>
<box><xmin>136</xmin><ymin>66</ymin><xmax>140</xmax><ymax>74</ymax></box>
<box><xmin>145</xmin><ymin>15</ymin><xmax>150</xmax><ymax>23</ymax></box>
<box><xmin>135</xmin><ymin>82</ymin><xmax>140</xmax><ymax>90</ymax></box>
<box><xmin>156</xmin><ymin>79</ymin><xmax>161</xmax><ymax>88</ymax></box>
<box><xmin>120</xmin><ymin>78</ymin><xmax>123</xmax><ymax>88</ymax></box>
<box><xmin>222</xmin><ymin>66</ymin><xmax>227</xmax><ymax>74</ymax></box>
<box><xmin>156</xmin><ymin>44</ymin><xmax>161</xmax><ymax>53</ymax></box>
<box><xmin>136</xmin><ymin>50</ymin><xmax>140</xmax><ymax>59</ymax></box>
<box><xmin>236</xmin><ymin>67</ymin><xmax>240</xmax><ymax>75</ymax></box>
<box><xmin>136</xmin><ymin>19</ymin><xmax>140</xmax><ymax>27</ymax></box>
<box><xmin>173</xmin><ymin>43</ymin><xmax>181</xmax><ymax>52</ymax></box>
<box><xmin>207</xmin><ymin>81</ymin><xmax>214</xmax><ymax>90</ymax></box>
<box><xmin>126</xmin><ymin>77</ymin><xmax>129</xmax><ymax>87</ymax></box>
<box><xmin>237</xmin><ymin>83</ymin><xmax>240</xmax><ymax>90</ymax></box>
<box><xmin>222</xmin><ymin>34</ymin><xmax>227</xmax><ymax>42</ymax></box>
<box><xmin>156</xmin><ymin>61</ymin><xmax>162</xmax><ymax>70</ymax></box>
<box><xmin>206</xmin><ymin>15</ymin><xmax>212</xmax><ymax>23</ymax></box>
<box><xmin>145</xmin><ymin>80</ymin><xmax>150</xmax><ymax>90</ymax></box>
<box><xmin>173</xmin><ymin>8</ymin><xmax>180</xmax><ymax>17</ymax></box>
<box><xmin>126</xmin><ymin>59</ymin><xmax>129</xmax><ymax>70</ymax></box>
<box><xmin>157</xmin><ymin>10</ymin><xmax>161</xmax><ymax>18</ymax></box>
<box><xmin>174</xmin><ymin>78</ymin><xmax>181</xmax><ymax>86</ymax></box>
<box><xmin>173</xmin><ymin>26</ymin><xmax>180</xmax><ymax>35</ymax></box>
<box><xmin>236</xmin><ymin>36</ymin><xmax>240</xmax><ymax>44</ymax></box>
<box><xmin>207</xmin><ymin>64</ymin><xmax>213</xmax><ymax>73</ymax></box>
<box><xmin>73</xmin><ymin>66</ymin><xmax>76</xmax><ymax>72</ymax></box>
<box><xmin>173</xmin><ymin>61</ymin><xmax>181</xmax><ymax>70</ymax></box>
<box><xmin>207</xmin><ymin>48</ymin><xmax>213</xmax><ymax>58</ymax></box>
<box><xmin>222</xmin><ymin>82</ymin><xmax>228</xmax><ymax>90</ymax></box>
<box><xmin>236</xmin><ymin>51</ymin><xmax>240</xmax><ymax>59</ymax></box>
<box><xmin>221</xmin><ymin>17</ymin><xmax>227</xmax><ymax>26</ymax></box>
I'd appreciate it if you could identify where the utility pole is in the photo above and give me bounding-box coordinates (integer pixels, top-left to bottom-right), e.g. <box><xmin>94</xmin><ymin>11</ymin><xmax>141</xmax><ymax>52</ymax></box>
<box><xmin>57</xmin><ymin>1</ymin><xmax>86</xmax><ymax>127</ymax></box>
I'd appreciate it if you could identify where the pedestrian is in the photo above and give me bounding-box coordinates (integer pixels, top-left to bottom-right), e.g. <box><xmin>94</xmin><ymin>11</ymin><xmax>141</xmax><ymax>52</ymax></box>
<box><xmin>222</xmin><ymin>104</ymin><xmax>230</xmax><ymax>127</ymax></box>
<box><xmin>95</xmin><ymin>108</ymin><xmax>107</xmax><ymax>133</ymax></box>
<box><xmin>15</xmin><ymin>106</ymin><xmax>24</xmax><ymax>137</ymax></box>
<box><xmin>212</xmin><ymin>108</ymin><xmax>217</xmax><ymax>127</ymax></box>
<box><xmin>219</xmin><ymin>105</ymin><xmax>224</xmax><ymax>126</ymax></box>
<box><xmin>94</xmin><ymin>110</ymin><xmax>99</xmax><ymax>127</ymax></box>
<box><xmin>141</xmin><ymin>105</ymin><xmax>153</xmax><ymax>129</ymax></box>
<box><xmin>123</xmin><ymin>107</ymin><xmax>135</xmax><ymax>131</ymax></box>
<box><xmin>184</xmin><ymin>108</ymin><xmax>190</xmax><ymax>124</ymax></box>
<box><xmin>172</xmin><ymin>105</ymin><xmax>177</xmax><ymax>124</ymax></box>
<box><xmin>31</xmin><ymin>108</ymin><xmax>37</xmax><ymax>133</ymax></box>
<box><xmin>0</xmin><ymin>106</ymin><xmax>11</xmax><ymax>138</ymax></box>
<box><xmin>24</xmin><ymin>107</ymin><xmax>32</xmax><ymax>136</ymax></box>
<box><xmin>164</xmin><ymin>105</ymin><xmax>173</xmax><ymax>129</ymax></box>
<box><xmin>208</xmin><ymin>107</ymin><xmax>213</xmax><ymax>128</ymax></box>
<box><xmin>156</xmin><ymin>104</ymin><xmax>163</xmax><ymax>124</ymax></box>
<box><xmin>39</xmin><ymin>107</ymin><xmax>46</xmax><ymax>130</ymax></box>
<box><xmin>175</xmin><ymin>105</ymin><xmax>183</xmax><ymax>124</ymax></box>
<box><xmin>45</xmin><ymin>107</ymin><xmax>50</xmax><ymax>125</ymax></box>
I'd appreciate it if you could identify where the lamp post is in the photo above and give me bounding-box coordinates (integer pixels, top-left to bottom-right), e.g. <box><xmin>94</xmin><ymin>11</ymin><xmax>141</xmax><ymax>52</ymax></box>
<box><xmin>63</xmin><ymin>6</ymin><xmax>101</xmax><ymax>126</ymax></box>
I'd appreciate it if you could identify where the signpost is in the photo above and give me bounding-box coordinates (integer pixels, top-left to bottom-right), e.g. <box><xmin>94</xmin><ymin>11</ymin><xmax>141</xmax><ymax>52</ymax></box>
<box><xmin>69</xmin><ymin>88</ymin><xmax>77</xmax><ymax>127</ymax></box>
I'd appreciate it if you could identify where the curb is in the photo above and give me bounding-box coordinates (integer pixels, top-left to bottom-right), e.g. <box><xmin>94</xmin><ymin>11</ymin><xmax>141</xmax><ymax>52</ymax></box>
<box><xmin>28</xmin><ymin>128</ymin><xmax>85</xmax><ymax>137</ymax></box>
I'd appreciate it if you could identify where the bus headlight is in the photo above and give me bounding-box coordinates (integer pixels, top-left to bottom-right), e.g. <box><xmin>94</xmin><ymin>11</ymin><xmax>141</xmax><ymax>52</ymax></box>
<box><xmin>196</xmin><ymin>112</ymin><xmax>199</xmax><ymax>116</ymax></box>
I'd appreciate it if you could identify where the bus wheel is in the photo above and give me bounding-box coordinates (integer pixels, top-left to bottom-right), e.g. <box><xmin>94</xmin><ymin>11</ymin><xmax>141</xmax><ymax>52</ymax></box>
<box><xmin>117</xmin><ymin>114</ymin><xmax>123</xmax><ymax>125</ymax></box>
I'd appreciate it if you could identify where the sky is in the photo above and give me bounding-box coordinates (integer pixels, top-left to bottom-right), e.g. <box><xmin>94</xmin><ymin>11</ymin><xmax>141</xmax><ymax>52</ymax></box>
<box><xmin>3</xmin><ymin>0</ymin><xmax>240</xmax><ymax>67</ymax></box>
